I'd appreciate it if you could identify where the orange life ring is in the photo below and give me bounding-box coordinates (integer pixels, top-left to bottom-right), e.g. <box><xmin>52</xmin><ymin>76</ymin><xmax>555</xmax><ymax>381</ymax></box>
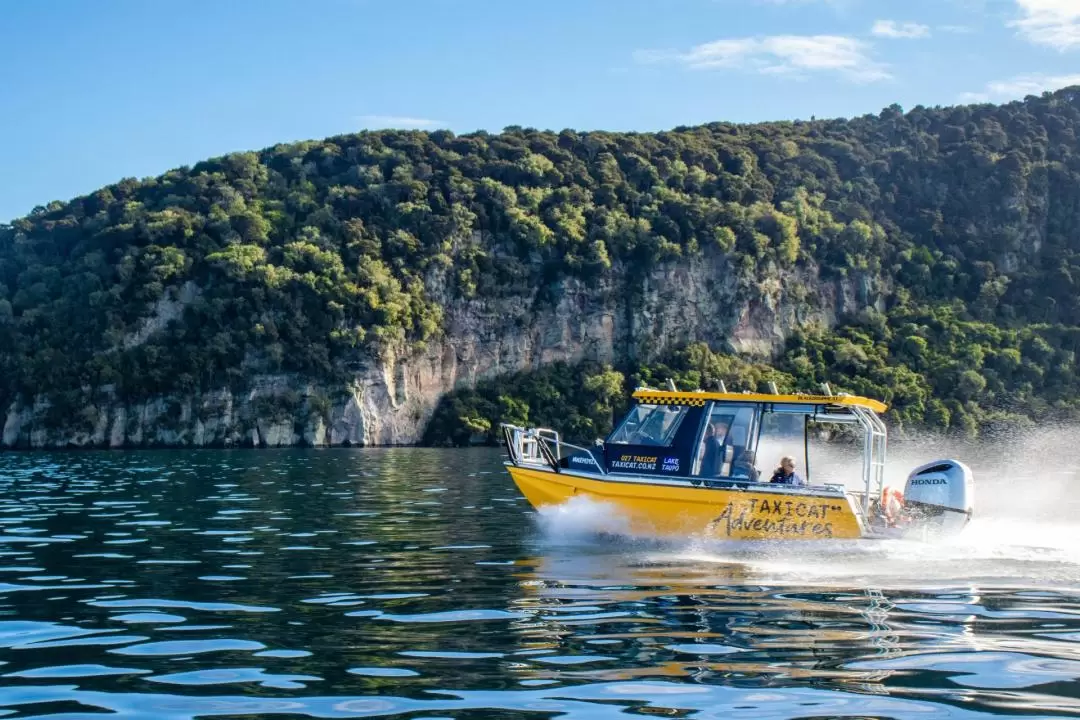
<box><xmin>880</xmin><ymin>487</ymin><xmax>905</xmax><ymax>527</ymax></box>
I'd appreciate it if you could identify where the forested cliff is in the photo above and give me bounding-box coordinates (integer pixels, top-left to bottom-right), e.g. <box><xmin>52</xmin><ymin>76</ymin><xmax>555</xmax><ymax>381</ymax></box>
<box><xmin>4</xmin><ymin>88</ymin><xmax>1080</xmax><ymax>448</ymax></box>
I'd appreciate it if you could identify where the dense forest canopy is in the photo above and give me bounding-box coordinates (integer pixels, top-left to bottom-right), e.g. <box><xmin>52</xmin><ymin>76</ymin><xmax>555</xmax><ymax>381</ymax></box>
<box><xmin>5</xmin><ymin>88</ymin><xmax>1080</xmax><ymax>442</ymax></box>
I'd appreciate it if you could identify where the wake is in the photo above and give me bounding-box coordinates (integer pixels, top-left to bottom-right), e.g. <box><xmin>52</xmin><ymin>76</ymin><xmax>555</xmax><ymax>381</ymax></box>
<box><xmin>526</xmin><ymin>424</ymin><xmax>1080</xmax><ymax>590</ymax></box>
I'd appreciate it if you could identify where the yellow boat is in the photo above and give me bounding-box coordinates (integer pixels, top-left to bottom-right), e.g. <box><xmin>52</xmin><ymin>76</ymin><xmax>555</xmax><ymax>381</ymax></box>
<box><xmin>501</xmin><ymin>385</ymin><xmax>974</xmax><ymax>542</ymax></box>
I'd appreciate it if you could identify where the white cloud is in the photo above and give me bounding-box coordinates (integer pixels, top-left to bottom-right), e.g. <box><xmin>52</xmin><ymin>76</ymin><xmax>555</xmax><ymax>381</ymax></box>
<box><xmin>635</xmin><ymin>34</ymin><xmax>889</xmax><ymax>83</ymax></box>
<box><xmin>872</xmin><ymin>20</ymin><xmax>931</xmax><ymax>38</ymax></box>
<box><xmin>988</xmin><ymin>73</ymin><xmax>1080</xmax><ymax>96</ymax></box>
<box><xmin>357</xmin><ymin>115</ymin><xmax>446</xmax><ymax>129</ymax></box>
<box><xmin>1012</xmin><ymin>0</ymin><xmax>1080</xmax><ymax>49</ymax></box>
<box><xmin>939</xmin><ymin>24</ymin><xmax>975</xmax><ymax>34</ymax></box>
<box><xmin>961</xmin><ymin>73</ymin><xmax>1080</xmax><ymax>102</ymax></box>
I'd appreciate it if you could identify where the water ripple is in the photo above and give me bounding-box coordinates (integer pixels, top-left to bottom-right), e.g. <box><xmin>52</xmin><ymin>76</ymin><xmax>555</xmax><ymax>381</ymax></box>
<box><xmin>2</xmin><ymin>664</ymin><xmax>152</xmax><ymax>679</ymax></box>
<box><xmin>87</xmin><ymin>599</ymin><xmax>280</xmax><ymax>613</ymax></box>
<box><xmin>0</xmin><ymin>447</ymin><xmax>1075</xmax><ymax>719</ymax></box>
<box><xmin>146</xmin><ymin>667</ymin><xmax>322</xmax><ymax>689</ymax></box>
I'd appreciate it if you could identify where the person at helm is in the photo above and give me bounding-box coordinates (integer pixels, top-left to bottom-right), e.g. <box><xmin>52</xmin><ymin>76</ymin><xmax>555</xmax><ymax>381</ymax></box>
<box><xmin>699</xmin><ymin>419</ymin><xmax>730</xmax><ymax>476</ymax></box>
<box><xmin>770</xmin><ymin>456</ymin><xmax>805</xmax><ymax>486</ymax></box>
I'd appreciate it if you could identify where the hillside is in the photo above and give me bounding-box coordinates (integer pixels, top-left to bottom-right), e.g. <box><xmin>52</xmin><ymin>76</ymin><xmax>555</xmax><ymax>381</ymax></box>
<box><xmin>4</xmin><ymin>88</ymin><xmax>1080</xmax><ymax>448</ymax></box>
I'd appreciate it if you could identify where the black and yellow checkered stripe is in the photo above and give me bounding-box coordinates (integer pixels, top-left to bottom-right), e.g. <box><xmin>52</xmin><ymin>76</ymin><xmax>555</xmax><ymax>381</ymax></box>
<box><xmin>631</xmin><ymin>388</ymin><xmax>888</xmax><ymax>413</ymax></box>
<box><xmin>635</xmin><ymin>394</ymin><xmax>707</xmax><ymax>407</ymax></box>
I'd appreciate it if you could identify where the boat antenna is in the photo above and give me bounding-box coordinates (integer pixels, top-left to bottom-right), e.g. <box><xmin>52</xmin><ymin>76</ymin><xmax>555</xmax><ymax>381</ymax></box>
<box><xmin>768</xmin><ymin>381</ymin><xmax>779</xmax><ymax>395</ymax></box>
<box><xmin>717</xmin><ymin>380</ymin><xmax>727</xmax><ymax>393</ymax></box>
<box><xmin>820</xmin><ymin>382</ymin><xmax>833</xmax><ymax>396</ymax></box>
<box><xmin>665</xmin><ymin>378</ymin><xmax>677</xmax><ymax>392</ymax></box>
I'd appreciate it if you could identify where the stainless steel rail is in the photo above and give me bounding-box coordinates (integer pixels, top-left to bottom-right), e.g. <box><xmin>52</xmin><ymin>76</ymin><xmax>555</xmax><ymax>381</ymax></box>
<box><xmin>499</xmin><ymin>423</ymin><xmax>606</xmax><ymax>476</ymax></box>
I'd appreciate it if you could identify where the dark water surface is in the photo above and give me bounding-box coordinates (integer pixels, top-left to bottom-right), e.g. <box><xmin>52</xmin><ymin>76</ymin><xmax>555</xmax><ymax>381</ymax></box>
<box><xmin>0</xmin><ymin>447</ymin><xmax>1077</xmax><ymax>719</ymax></box>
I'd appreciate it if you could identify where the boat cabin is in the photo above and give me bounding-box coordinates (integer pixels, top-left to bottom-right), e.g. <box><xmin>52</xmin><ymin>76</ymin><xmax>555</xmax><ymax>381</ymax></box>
<box><xmin>501</xmin><ymin>386</ymin><xmax>972</xmax><ymax>540</ymax></box>
<box><xmin>560</xmin><ymin>387</ymin><xmax>888</xmax><ymax>498</ymax></box>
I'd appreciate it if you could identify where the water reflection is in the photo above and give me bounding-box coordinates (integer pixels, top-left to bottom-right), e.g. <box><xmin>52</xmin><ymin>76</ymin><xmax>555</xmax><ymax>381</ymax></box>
<box><xmin>0</xmin><ymin>447</ymin><xmax>1075</xmax><ymax>718</ymax></box>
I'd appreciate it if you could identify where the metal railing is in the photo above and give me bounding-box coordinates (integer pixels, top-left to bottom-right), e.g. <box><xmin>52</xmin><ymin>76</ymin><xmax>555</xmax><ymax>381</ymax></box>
<box><xmin>500</xmin><ymin>423</ymin><xmax>606</xmax><ymax>475</ymax></box>
<box><xmin>851</xmin><ymin>405</ymin><xmax>888</xmax><ymax>517</ymax></box>
<box><xmin>501</xmin><ymin>424</ymin><xmax>553</xmax><ymax>465</ymax></box>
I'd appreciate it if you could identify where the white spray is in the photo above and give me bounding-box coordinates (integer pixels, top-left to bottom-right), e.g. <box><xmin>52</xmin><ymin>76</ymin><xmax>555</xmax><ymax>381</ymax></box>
<box><xmin>528</xmin><ymin>425</ymin><xmax>1080</xmax><ymax>589</ymax></box>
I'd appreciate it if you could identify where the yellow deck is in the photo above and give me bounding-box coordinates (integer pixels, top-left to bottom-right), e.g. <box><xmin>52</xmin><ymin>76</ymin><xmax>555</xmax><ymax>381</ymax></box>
<box><xmin>509</xmin><ymin>465</ymin><xmax>866</xmax><ymax>541</ymax></box>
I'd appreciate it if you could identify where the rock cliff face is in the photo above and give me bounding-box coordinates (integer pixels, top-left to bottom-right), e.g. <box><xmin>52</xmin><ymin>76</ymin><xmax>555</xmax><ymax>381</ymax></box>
<box><xmin>1</xmin><ymin>251</ymin><xmax>874</xmax><ymax>449</ymax></box>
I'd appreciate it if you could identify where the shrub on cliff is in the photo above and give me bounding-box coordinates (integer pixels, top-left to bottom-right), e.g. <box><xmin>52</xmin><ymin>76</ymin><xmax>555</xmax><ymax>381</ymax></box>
<box><xmin>423</xmin><ymin>362</ymin><xmax>626</xmax><ymax>446</ymax></box>
<box><xmin>424</xmin><ymin>322</ymin><xmax>1080</xmax><ymax>446</ymax></box>
<box><xmin>5</xmin><ymin>88</ymin><xmax>1080</xmax><ymax>438</ymax></box>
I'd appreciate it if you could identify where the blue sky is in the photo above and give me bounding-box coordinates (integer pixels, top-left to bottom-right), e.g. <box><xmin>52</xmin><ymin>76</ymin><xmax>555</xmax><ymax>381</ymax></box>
<box><xmin>2</xmin><ymin>0</ymin><xmax>1079</xmax><ymax>222</ymax></box>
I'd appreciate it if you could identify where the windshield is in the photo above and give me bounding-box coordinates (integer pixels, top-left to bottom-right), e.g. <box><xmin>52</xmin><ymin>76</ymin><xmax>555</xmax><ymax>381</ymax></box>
<box><xmin>608</xmin><ymin>404</ymin><xmax>688</xmax><ymax>447</ymax></box>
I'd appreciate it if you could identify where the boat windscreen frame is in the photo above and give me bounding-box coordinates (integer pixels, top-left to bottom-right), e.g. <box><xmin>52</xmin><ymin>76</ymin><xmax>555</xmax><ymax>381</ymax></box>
<box><xmin>606</xmin><ymin>402</ymin><xmax>691</xmax><ymax>448</ymax></box>
<box><xmin>804</xmin><ymin>403</ymin><xmax>888</xmax><ymax>515</ymax></box>
<box><xmin>758</xmin><ymin>402</ymin><xmax>817</xmax><ymax>484</ymax></box>
<box><xmin>693</xmin><ymin>398</ymin><xmax>888</xmax><ymax>515</ymax></box>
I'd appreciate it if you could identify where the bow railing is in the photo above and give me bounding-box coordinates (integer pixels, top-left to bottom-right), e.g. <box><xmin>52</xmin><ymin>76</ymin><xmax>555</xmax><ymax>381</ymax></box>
<box><xmin>500</xmin><ymin>423</ymin><xmax>606</xmax><ymax>475</ymax></box>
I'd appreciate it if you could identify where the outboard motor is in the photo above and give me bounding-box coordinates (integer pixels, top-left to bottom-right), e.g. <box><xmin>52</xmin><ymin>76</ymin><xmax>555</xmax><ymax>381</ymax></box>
<box><xmin>902</xmin><ymin>460</ymin><xmax>974</xmax><ymax>535</ymax></box>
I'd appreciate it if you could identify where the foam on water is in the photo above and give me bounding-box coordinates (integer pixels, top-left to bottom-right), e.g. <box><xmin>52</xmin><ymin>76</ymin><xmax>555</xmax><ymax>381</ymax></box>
<box><xmin>532</xmin><ymin>494</ymin><xmax>634</xmax><ymax>543</ymax></box>
<box><xmin>666</xmin><ymin>521</ymin><xmax>1080</xmax><ymax>590</ymax></box>
<box><xmin>530</xmin><ymin>424</ymin><xmax>1080</xmax><ymax>590</ymax></box>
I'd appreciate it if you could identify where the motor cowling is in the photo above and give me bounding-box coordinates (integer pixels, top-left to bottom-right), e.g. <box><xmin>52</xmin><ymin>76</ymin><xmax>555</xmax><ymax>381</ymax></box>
<box><xmin>902</xmin><ymin>459</ymin><xmax>974</xmax><ymax>535</ymax></box>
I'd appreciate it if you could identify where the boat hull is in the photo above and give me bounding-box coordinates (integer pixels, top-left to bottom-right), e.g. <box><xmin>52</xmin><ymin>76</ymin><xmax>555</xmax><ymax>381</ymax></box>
<box><xmin>508</xmin><ymin>465</ymin><xmax>866</xmax><ymax>540</ymax></box>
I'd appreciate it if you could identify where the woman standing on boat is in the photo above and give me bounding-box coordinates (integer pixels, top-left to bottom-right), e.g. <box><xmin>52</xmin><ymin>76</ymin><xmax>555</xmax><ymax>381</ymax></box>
<box><xmin>770</xmin><ymin>456</ymin><xmax>805</xmax><ymax>486</ymax></box>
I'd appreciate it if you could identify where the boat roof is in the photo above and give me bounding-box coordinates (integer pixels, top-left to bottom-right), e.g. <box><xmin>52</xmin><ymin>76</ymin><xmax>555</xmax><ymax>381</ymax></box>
<box><xmin>631</xmin><ymin>388</ymin><xmax>888</xmax><ymax>414</ymax></box>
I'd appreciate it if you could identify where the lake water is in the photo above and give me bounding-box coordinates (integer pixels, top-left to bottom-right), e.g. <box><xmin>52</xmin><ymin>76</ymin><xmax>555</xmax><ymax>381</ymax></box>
<box><xmin>0</xmin><ymin>443</ymin><xmax>1077</xmax><ymax>719</ymax></box>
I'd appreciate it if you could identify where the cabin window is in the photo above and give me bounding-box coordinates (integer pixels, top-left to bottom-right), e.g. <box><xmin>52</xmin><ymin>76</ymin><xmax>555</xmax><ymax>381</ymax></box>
<box><xmin>608</xmin><ymin>404</ymin><xmax>688</xmax><ymax>447</ymax></box>
<box><xmin>757</xmin><ymin>407</ymin><xmax>827</xmax><ymax>486</ymax></box>
<box><xmin>757</xmin><ymin>409</ymin><xmax>807</xmax><ymax>480</ymax></box>
<box><xmin>692</xmin><ymin>404</ymin><xmax>758</xmax><ymax>480</ymax></box>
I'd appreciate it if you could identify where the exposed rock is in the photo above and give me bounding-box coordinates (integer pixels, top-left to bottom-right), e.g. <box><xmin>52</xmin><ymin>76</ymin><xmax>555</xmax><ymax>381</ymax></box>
<box><xmin>109</xmin><ymin>407</ymin><xmax>127</xmax><ymax>448</ymax></box>
<box><xmin>256</xmin><ymin>419</ymin><xmax>296</xmax><ymax>447</ymax></box>
<box><xmin>0</xmin><ymin>251</ymin><xmax>870</xmax><ymax>450</ymax></box>
<box><xmin>304</xmin><ymin>415</ymin><xmax>328</xmax><ymax>447</ymax></box>
<box><xmin>123</xmin><ymin>281</ymin><xmax>201</xmax><ymax>350</ymax></box>
<box><xmin>2</xmin><ymin>403</ymin><xmax>30</xmax><ymax>448</ymax></box>
<box><xmin>330</xmin><ymin>382</ymin><xmax>367</xmax><ymax>446</ymax></box>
